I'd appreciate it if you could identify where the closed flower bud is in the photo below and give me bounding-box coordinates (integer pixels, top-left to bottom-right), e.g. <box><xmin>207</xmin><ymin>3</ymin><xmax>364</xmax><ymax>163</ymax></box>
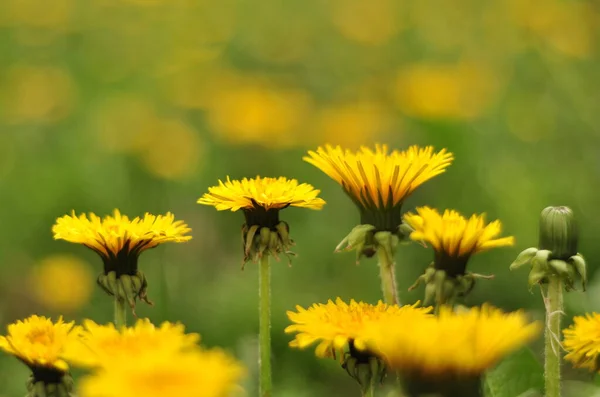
<box><xmin>510</xmin><ymin>206</ymin><xmax>587</xmax><ymax>291</ymax></box>
<box><xmin>539</xmin><ymin>206</ymin><xmax>578</xmax><ymax>260</ymax></box>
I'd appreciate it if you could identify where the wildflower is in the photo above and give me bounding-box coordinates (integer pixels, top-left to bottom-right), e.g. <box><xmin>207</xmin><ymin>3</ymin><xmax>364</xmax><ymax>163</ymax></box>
<box><xmin>198</xmin><ymin>176</ymin><xmax>325</xmax><ymax>265</ymax></box>
<box><xmin>64</xmin><ymin>318</ymin><xmax>200</xmax><ymax>368</ymax></box>
<box><xmin>52</xmin><ymin>210</ymin><xmax>191</xmax><ymax>312</ymax></box>
<box><xmin>563</xmin><ymin>313</ymin><xmax>600</xmax><ymax>372</ymax></box>
<box><xmin>79</xmin><ymin>349</ymin><xmax>246</xmax><ymax>397</ymax></box>
<box><xmin>510</xmin><ymin>206</ymin><xmax>586</xmax><ymax>291</ymax></box>
<box><xmin>363</xmin><ymin>305</ymin><xmax>541</xmax><ymax>396</ymax></box>
<box><xmin>0</xmin><ymin>315</ymin><xmax>81</xmax><ymax>397</ymax></box>
<box><xmin>304</xmin><ymin>144</ymin><xmax>453</xmax><ymax>305</ymax></box>
<box><xmin>510</xmin><ymin>206</ymin><xmax>585</xmax><ymax>397</ymax></box>
<box><xmin>405</xmin><ymin>207</ymin><xmax>514</xmax><ymax>306</ymax></box>
<box><xmin>286</xmin><ymin>298</ymin><xmax>431</xmax><ymax>390</ymax></box>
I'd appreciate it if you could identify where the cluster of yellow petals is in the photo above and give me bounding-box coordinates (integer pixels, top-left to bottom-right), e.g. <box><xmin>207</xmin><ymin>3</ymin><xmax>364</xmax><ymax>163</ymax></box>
<box><xmin>363</xmin><ymin>304</ymin><xmax>541</xmax><ymax>376</ymax></box>
<box><xmin>79</xmin><ymin>348</ymin><xmax>246</xmax><ymax>397</ymax></box>
<box><xmin>303</xmin><ymin>145</ymin><xmax>453</xmax><ymax>210</ymax></box>
<box><xmin>198</xmin><ymin>176</ymin><xmax>325</xmax><ymax>211</ymax></box>
<box><xmin>403</xmin><ymin>206</ymin><xmax>515</xmax><ymax>258</ymax></box>
<box><xmin>0</xmin><ymin>315</ymin><xmax>81</xmax><ymax>372</ymax></box>
<box><xmin>285</xmin><ymin>298</ymin><xmax>432</xmax><ymax>359</ymax></box>
<box><xmin>563</xmin><ymin>313</ymin><xmax>600</xmax><ymax>372</ymax></box>
<box><xmin>64</xmin><ymin>318</ymin><xmax>201</xmax><ymax>368</ymax></box>
<box><xmin>52</xmin><ymin>209</ymin><xmax>192</xmax><ymax>258</ymax></box>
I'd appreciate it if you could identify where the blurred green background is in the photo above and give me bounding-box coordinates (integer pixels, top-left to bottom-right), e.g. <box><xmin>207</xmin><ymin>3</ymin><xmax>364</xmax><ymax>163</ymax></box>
<box><xmin>0</xmin><ymin>0</ymin><xmax>599</xmax><ymax>396</ymax></box>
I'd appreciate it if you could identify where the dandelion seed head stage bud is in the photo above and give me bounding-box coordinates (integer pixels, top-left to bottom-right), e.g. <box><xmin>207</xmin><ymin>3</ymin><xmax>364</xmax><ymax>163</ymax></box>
<box><xmin>510</xmin><ymin>206</ymin><xmax>587</xmax><ymax>291</ymax></box>
<box><xmin>304</xmin><ymin>144</ymin><xmax>453</xmax><ymax>263</ymax></box>
<box><xmin>405</xmin><ymin>207</ymin><xmax>514</xmax><ymax>306</ymax></box>
<box><xmin>198</xmin><ymin>176</ymin><xmax>325</xmax><ymax>266</ymax></box>
<box><xmin>0</xmin><ymin>315</ymin><xmax>81</xmax><ymax>397</ymax></box>
<box><xmin>52</xmin><ymin>210</ymin><xmax>191</xmax><ymax>314</ymax></box>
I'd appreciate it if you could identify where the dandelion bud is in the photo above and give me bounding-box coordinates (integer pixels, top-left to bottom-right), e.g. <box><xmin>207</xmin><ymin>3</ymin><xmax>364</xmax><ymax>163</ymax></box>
<box><xmin>539</xmin><ymin>206</ymin><xmax>578</xmax><ymax>260</ymax></box>
<box><xmin>510</xmin><ymin>206</ymin><xmax>587</xmax><ymax>291</ymax></box>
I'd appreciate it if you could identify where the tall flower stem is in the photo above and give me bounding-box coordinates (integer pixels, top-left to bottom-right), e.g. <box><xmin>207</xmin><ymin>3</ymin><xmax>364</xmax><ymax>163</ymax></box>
<box><xmin>363</xmin><ymin>386</ymin><xmax>375</xmax><ymax>397</ymax></box>
<box><xmin>114</xmin><ymin>296</ymin><xmax>127</xmax><ymax>328</ymax></box>
<box><xmin>544</xmin><ymin>276</ymin><xmax>563</xmax><ymax>397</ymax></box>
<box><xmin>377</xmin><ymin>249</ymin><xmax>400</xmax><ymax>305</ymax></box>
<box><xmin>259</xmin><ymin>254</ymin><xmax>272</xmax><ymax>397</ymax></box>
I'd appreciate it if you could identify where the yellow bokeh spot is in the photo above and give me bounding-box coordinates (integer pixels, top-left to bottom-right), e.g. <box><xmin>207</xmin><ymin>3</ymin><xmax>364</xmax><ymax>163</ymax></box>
<box><xmin>330</xmin><ymin>0</ymin><xmax>401</xmax><ymax>45</ymax></box>
<box><xmin>207</xmin><ymin>74</ymin><xmax>313</xmax><ymax>148</ymax></box>
<box><xmin>509</xmin><ymin>0</ymin><xmax>594</xmax><ymax>58</ymax></box>
<box><xmin>312</xmin><ymin>101</ymin><xmax>393</xmax><ymax>147</ymax></box>
<box><xmin>137</xmin><ymin>118</ymin><xmax>204</xmax><ymax>181</ymax></box>
<box><xmin>90</xmin><ymin>94</ymin><xmax>160</xmax><ymax>153</ymax></box>
<box><xmin>6</xmin><ymin>0</ymin><xmax>73</xmax><ymax>29</ymax></box>
<box><xmin>29</xmin><ymin>254</ymin><xmax>94</xmax><ymax>313</ymax></box>
<box><xmin>393</xmin><ymin>61</ymin><xmax>499</xmax><ymax>120</ymax></box>
<box><xmin>2</xmin><ymin>64</ymin><xmax>77</xmax><ymax>124</ymax></box>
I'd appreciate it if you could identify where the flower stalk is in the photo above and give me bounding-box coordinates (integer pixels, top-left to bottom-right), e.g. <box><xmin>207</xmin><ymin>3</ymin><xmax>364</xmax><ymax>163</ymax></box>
<box><xmin>114</xmin><ymin>296</ymin><xmax>127</xmax><ymax>328</ymax></box>
<box><xmin>544</xmin><ymin>276</ymin><xmax>563</xmax><ymax>397</ymax></box>
<box><xmin>376</xmin><ymin>245</ymin><xmax>399</xmax><ymax>305</ymax></box>
<box><xmin>259</xmin><ymin>254</ymin><xmax>272</xmax><ymax>397</ymax></box>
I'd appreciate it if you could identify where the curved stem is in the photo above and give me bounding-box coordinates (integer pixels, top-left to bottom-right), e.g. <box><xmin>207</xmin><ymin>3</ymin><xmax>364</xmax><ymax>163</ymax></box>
<box><xmin>543</xmin><ymin>276</ymin><xmax>563</xmax><ymax>397</ymax></box>
<box><xmin>377</xmin><ymin>248</ymin><xmax>400</xmax><ymax>305</ymax></box>
<box><xmin>114</xmin><ymin>296</ymin><xmax>127</xmax><ymax>328</ymax></box>
<box><xmin>259</xmin><ymin>254</ymin><xmax>272</xmax><ymax>397</ymax></box>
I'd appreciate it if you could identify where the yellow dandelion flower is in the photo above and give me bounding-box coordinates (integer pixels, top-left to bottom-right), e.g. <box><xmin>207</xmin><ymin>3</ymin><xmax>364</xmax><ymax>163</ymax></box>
<box><xmin>52</xmin><ymin>209</ymin><xmax>191</xmax><ymax>309</ymax></box>
<box><xmin>79</xmin><ymin>349</ymin><xmax>246</xmax><ymax>397</ymax></box>
<box><xmin>64</xmin><ymin>318</ymin><xmax>200</xmax><ymax>368</ymax></box>
<box><xmin>563</xmin><ymin>313</ymin><xmax>600</xmax><ymax>372</ymax></box>
<box><xmin>198</xmin><ymin>176</ymin><xmax>325</xmax><ymax>263</ymax></box>
<box><xmin>364</xmin><ymin>304</ymin><xmax>541</xmax><ymax>377</ymax></box>
<box><xmin>405</xmin><ymin>207</ymin><xmax>515</xmax><ymax>276</ymax></box>
<box><xmin>304</xmin><ymin>145</ymin><xmax>453</xmax><ymax>228</ymax></box>
<box><xmin>285</xmin><ymin>298</ymin><xmax>432</xmax><ymax>360</ymax></box>
<box><xmin>404</xmin><ymin>207</ymin><xmax>514</xmax><ymax>305</ymax></box>
<box><xmin>198</xmin><ymin>176</ymin><xmax>325</xmax><ymax>212</ymax></box>
<box><xmin>0</xmin><ymin>315</ymin><xmax>81</xmax><ymax>380</ymax></box>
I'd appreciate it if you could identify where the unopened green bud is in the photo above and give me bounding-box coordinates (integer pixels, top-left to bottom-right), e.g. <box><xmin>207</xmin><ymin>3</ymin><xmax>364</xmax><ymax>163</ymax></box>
<box><xmin>512</xmin><ymin>206</ymin><xmax>587</xmax><ymax>291</ymax></box>
<box><xmin>539</xmin><ymin>206</ymin><xmax>578</xmax><ymax>260</ymax></box>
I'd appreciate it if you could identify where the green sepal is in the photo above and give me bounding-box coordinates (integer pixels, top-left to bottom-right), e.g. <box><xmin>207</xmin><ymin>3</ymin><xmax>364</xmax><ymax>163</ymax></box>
<box><xmin>510</xmin><ymin>247</ymin><xmax>538</xmax><ymax>270</ymax></box>
<box><xmin>569</xmin><ymin>254</ymin><xmax>588</xmax><ymax>291</ymax></box>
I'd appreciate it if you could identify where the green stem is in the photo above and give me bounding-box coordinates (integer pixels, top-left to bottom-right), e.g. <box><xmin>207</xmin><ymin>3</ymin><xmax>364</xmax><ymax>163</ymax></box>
<box><xmin>377</xmin><ymin>248</ymin><xmax>400</xmax><ymax>305</ymax></box>
<box><xmin>544</xmin><ymin>276</ymin><xmax>563</xmax><ymax>397</ymax></box>
<box><xmin>114</xmin><ymin>296</ymin><xmax>127</xmax><ymax>328</ymax></box>
<box><xmin>363</xmin><ymin>386</ymin><xmax>375</xmax><ymax>397</ymax></box>
<box><xmin>259</xmin><ymin>254</ymin><xmax>272</xmax><ymax>397</ymax></box>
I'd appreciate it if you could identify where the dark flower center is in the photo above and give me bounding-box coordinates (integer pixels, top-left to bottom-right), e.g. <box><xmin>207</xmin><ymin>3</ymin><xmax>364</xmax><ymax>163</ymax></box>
<box><xmin>89</xmin><ymin>239</ymin><xmax>152</xmax><ymax>276</ymax></box>
<box><xmin>434</xmin><ymin>251</ymin><xmax>471</xmax><ymax>277</ymax></box>
<box><xmin>243</xmin><ymin>200</ymin><xmax>288</xmax><ymax>229</ymax></box>
<box><xmin>30</xmin><ymin>365</ymin><xmax>65</xmax><ymax>384</ymax></box>
<box><xmin>359</xmin><ymin>206</ymin><xmax>403</xmax><ymax>233</ymax></box>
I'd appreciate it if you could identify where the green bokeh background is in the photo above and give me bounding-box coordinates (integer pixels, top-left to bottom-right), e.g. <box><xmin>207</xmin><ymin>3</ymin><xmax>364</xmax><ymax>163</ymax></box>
<box><xmin>1</xmin><ymin>0</ymin><xmax>599</xmax><ymax>396</ymax></box>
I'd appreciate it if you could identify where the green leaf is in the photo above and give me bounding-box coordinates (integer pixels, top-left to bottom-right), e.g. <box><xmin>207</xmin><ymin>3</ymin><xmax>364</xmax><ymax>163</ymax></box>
<box><xmin>484</xmin><ymin>348</ymin><xmax>544</xmax><ymax>397</ymax></box>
